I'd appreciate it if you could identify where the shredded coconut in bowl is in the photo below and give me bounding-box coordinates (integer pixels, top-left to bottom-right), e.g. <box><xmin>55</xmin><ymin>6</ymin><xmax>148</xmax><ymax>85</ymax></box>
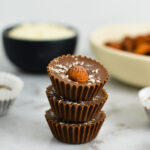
<box><xmin>8</xmin><ymin>23</ymin><xmax>76</xmax><ymax>41</ymax></box>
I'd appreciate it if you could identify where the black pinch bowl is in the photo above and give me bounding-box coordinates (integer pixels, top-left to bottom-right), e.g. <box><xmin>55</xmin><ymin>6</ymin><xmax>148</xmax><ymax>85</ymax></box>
<box><xmin>2</xmin><ymin>25</ymin><xmax>78</xmax><ymax>73</ymax></box>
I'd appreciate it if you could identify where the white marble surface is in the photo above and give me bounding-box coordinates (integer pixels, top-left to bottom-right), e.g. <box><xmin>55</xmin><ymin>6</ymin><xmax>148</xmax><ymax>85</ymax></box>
<box><xmin>0</xmin><ymin>45</ymin><xmax>150</xmax><ymax>150</ymax></box>
<box><xmin>1</xmin><ymin>0</ymin><xmax>150</xmax><ymax>149</ymax></box>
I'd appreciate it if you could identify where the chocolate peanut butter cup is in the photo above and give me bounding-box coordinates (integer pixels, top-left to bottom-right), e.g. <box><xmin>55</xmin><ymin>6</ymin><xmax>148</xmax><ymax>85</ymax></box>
<box><xmin>47</xmin><ymin>55</ymin><xmax>109</xmax><ymax>101</ymax></box>
<box><xmin>45</xmin><ymin>109</ymin><xmax>106</xmax><ymax>144</ymax></box>
<box><xmin>46</xmin><ymin>85</ymin><xmax>108</xmax><ymax>122</ymax></box>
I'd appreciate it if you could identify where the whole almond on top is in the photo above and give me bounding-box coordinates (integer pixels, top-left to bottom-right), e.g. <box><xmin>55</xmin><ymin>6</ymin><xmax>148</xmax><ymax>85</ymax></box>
<box><xmin>67</xmin><ymin>65</ymin><xmax>88</xmax><ymax>83</ymax></box>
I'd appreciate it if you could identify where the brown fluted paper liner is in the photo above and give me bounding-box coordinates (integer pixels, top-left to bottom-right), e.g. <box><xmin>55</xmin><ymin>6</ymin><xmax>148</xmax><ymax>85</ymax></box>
<box><xmin>46</xmin><ymin>85</ymin><xmax>108</xmax><ymax>122</ymax></box>
<box><xmin>47</xmin><ymin>55</ymin><xmax>109</xmax><ymax>101</ymax></box>
<box><xmin>45</xmin><ymin>109</ymin><xmax>106</xmax><ymax>144</ymax></box>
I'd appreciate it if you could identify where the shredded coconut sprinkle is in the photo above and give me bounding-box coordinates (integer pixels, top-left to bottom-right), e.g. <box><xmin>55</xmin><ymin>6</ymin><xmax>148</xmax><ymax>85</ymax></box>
<box><xmin>92</xmin><ymin>69</ymin><xmax>99</xmax><ymax>73</ymax></box>
<box><xmin>80</xmin><ymin>61</ymin><xmax>84</xmax><ymax>65</ymax></box>
<box><xmin>55</xmin><ymin>64</ymin><xmax>68</xmax><ymax>71</ymax></box>
<box><xmin>50</xmin><ymin>67</ymin><xmax>66</xmax><ymax>73</ymax></box>
<box><xmin>89</xmin><ymin>79</ymin><xmax>95</xmax><ymax>83</ymax></box>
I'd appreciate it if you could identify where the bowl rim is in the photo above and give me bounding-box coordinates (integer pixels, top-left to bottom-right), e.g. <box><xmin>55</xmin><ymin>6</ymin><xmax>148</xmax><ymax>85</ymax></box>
<box><xmin>2</xmin><ymin>22</ymin><xmax>78</xmax><ymax>43</ymax></box>
<box><xmin>90</xmin><ymin>23</ymin><xmax>150</xmax><ymax>61</ymax></box>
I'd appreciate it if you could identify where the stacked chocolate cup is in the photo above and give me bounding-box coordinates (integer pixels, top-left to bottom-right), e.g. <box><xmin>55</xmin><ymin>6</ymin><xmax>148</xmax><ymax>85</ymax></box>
<box><xmin>45</xmin><ymin>55</ymin><xmax>109</xmax><ymax>144</ymax></box>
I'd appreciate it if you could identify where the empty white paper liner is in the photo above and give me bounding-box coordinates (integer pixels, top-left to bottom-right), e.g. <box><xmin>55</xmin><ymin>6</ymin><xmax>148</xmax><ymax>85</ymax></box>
<box><xmin>139</xmin><ymin>86</ymin><xmax>150</xmax><ymax>109</ymax></box>
<box><xmin>0</xmin><ymin>72</ymin><xmax>24</xmax><ymax>116</ymax></box>
<box><xmin>138</xmin><ymin>86</ymin><xmax>150</xmax><ymax>122</ymax></box>
<box><xmin>0</xmin><ymin>100</ymin><xmax>15</xmax><ymax>116</ymax></box>
<box><xmin>0</xmin><ymin>72</ymin><xmax>24</xmax><ymax>101</ymax></box>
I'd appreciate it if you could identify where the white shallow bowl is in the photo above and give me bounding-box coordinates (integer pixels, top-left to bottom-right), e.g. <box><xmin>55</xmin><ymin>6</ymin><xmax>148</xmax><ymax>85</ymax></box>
<box><xmin>90</xmin><ymin>24</ymin><xmax>150</xmax><ymax>87</ymax></box>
